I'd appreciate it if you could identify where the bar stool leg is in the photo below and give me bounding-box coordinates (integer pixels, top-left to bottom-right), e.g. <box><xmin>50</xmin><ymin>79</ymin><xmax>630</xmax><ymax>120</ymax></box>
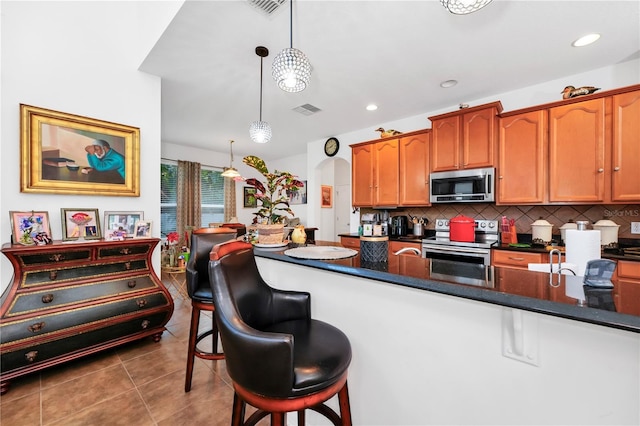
<box><xmin>184</xmin><ymin>303</ymin><xmax>201</xmax><ymax>392</ymax></box>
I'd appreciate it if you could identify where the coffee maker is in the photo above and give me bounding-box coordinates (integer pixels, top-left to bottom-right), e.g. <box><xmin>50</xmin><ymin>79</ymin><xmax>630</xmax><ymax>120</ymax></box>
<box><xmin>390</xmin><ymin>216</ymin><xmax>408</xmax><ymax>237</ymax></box>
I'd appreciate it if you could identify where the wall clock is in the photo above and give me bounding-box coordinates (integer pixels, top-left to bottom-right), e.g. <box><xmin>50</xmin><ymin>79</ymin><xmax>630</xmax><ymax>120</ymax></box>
<box><xmin>324</xmin><ymin>137</ymin><xmax>340</xmax><ymax>157</ymax></box>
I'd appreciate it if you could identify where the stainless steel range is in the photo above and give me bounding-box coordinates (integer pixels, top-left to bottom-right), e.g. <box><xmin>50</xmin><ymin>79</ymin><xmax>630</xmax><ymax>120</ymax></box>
<box><xmin>422</xmin><ymin>218</ymin><xmax>500</xmax><ymax>265</ymax></box>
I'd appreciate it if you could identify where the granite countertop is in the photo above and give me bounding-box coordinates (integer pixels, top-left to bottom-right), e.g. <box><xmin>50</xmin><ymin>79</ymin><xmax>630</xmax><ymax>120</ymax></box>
<box><xmin>254</xmin><ymin>243</ymin><xmax>640</xmax><ymax>333</ymax></box>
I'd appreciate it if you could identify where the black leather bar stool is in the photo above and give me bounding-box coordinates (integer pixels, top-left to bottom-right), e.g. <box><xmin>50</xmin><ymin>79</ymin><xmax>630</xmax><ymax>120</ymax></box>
<box><xmin>209</xmin><ymin>240</ymin><xmax>352</xmax><ymax>426</ymax></box>
<box><xmin>184</xmin><ymin>227</ymin><xmax>237</xmax><ymax>392</ymax></box>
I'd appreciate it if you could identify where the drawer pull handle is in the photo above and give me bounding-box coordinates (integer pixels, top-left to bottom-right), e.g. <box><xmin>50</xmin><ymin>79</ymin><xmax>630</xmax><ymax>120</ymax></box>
<box><xmin>124</xmin><ymin>262</ymin><xmax>131</xmax><ymax>270</ymax></box>
<box><xmin>141</xmin><ymin>320</ymin><xmax>151</xmax><ymax>329</ymax></box>
<box><xmin>127</xmin><ymin>280</ymin><xmax>137</xmax><ymax>288</ymax></box>
<box><xmin>136</xmin><ymin>299</ymin><xmax>147</xmax><ymax>308</ymax></box>
<box><xmin>49</xmin><ymin>271</ymin><xmax>58</xmax><ymax>280</ymax></box>
<box><xmin>49</xmin><ymin>254</ymin><xmax>64</xmax><ymax>262</ymax></box>
<box><xmin>120</xmin><ymin>248</ymin><xmax>131</xmax><ymax>255</ymax></box>
<box><xmin>42</xmin><ymin>294</ymin><xmax>54</xmax><ymax>303</ymax></box>
<box><xmin>508</xmin><ymin>257</ymin><xmax>525</xmax><ymax>261</ymax></box>
<box><xmin>28</xmin><ymin>322</ymin><xmax>45</xmax><ymax>333</ymax></box>
<box><xmin>25</xmin><ymin>351</ymin><xmax>38</xmax><ymax>363</ymax></box>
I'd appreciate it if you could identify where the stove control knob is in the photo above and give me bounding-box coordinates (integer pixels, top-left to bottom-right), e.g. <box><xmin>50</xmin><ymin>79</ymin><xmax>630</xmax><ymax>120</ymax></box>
<box><xmin>479</xmin><ymin>222</ymin><xmax>486</xmax><ymax>228</ymax></box>
<box><xmin>488</xmin><ymin>222</ymin><xmax>496</xmax><ymax>228</ymax></box>
<box><xmin>444</xmin><ymin>220</ymin><xmax>449</xmax><ymax>226</ymax></box>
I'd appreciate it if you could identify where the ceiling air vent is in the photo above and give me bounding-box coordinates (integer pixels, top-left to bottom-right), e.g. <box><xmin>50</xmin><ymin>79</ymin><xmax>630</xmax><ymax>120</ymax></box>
<box><xmin>247</xmin><ymin>0</ymin><xmax>286</xmax><ymax>16</ymax></box>
<box><xmin>293</xmin><ymin>104</ymin><xmax>322</xmax><ymax>116</ymax></box>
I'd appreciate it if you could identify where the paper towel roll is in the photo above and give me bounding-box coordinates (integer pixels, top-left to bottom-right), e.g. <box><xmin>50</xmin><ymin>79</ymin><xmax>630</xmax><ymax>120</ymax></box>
<box><xmin>565</xmin><ymin>229</ymin><xmax>601</xmax><ymax>276</ymax></box>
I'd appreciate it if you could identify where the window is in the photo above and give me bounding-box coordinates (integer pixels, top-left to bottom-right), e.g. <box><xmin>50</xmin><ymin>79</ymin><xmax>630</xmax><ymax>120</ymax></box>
<box><xmin>160</xmin><ymin>161</ymin><xmax>226</xmax><ymax>237</ymax></box>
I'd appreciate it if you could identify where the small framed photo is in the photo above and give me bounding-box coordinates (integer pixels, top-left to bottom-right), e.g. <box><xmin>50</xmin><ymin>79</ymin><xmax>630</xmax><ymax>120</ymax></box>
<box><xmin>61</xmin><ymin>208</ymin><xmax>102</xmax><ymax>241</ymax></box>
<box><xmin>243</xmin><ymin>187</ymin><xmax>258</xmax><ymax>208</ymax></box>
<box><xmin>321</xmin><ymin>185</ymin><xmax>333</xmax><ymax>208</ymax></box>
<box><xmin>105</xmin><ymin>228</ymin><xmax>127</xmax><ymax>241</ymax></box>
<box><xmin>10</xmin><ymin>211</ymin><xmax>52</xmax><ymax>245</ymax></box>
<box><xmin>104</xmin><ymin>211</ymin><xmax>143</xmax><ymax>238</ymax></box>
<box><xmin>133</xmin><ymin>220</ymin><xmax>152</xmax><ymax>238</ymax></box>
<box><xmin>288</xmin><ymin>180</ymin><xmax>307</xmax><ymax>205</ymax></box>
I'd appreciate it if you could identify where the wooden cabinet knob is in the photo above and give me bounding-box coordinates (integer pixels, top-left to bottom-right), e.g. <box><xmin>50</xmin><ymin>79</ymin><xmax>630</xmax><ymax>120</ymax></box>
<box><xmin>49</xmin><ymin>271</ymin><xmax>58</xmax><ymax>280</ymax></box>
<box><xmin>124</xmin><ymin>262</ymin><xmax>131</xmax><ymax>270</ymax></box>
<box><xmin>141</xmin><ymin>320</ymin><xmax>151</xmax><ymax>329</ymax></box>
<box><xmin>136</xmin><ymin>299</ymin><xmax>147</xmax><ymax>308</ymax></box>
<box><xmin>127</xmin><ymin>280</ymin><xmax>137</xmax><ymax>288</ymax></box>
<box><xmin>41</xmin><ymin>294</ymin><xmax>54</xmax><ymax>303</ymax></box>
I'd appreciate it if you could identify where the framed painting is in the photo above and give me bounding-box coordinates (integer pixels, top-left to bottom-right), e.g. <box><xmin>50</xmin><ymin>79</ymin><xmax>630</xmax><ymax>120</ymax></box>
<box><xmin>10</xmin><ymin>211</ymin><xmax>52</xmax><ymax>245</ymax></box>
<box><xmin>321</xmin><ymin>185</ymin><xmax>333</xmax><ymax>208</ymax></box>
<box><xmin>104</xmin><ymin>211</ymin><xmax>143</xmax><ymax>238</ymax></box>
<box><xmin>243</xmin><ymin>187</ymin><xmax>258</xmax><ymax>208</ymax></box>
<box><xmin>134</xmin><ymin>220</ymin><xmax>152</xmax><ymax>238</ymax></box>
<box><xmin>61</xmin><ymin>208</ymin><xmax>102</xmax><ymax>241</ymax></box>
<box><xmin>20</xmin><ymin>104</ymin><xmax>140</xmax><ymax>196</ymax></box>
<box><xmin>288</xmin><ymin>180</ymin><xmax>307</xmax><ymax>205</ymax></box>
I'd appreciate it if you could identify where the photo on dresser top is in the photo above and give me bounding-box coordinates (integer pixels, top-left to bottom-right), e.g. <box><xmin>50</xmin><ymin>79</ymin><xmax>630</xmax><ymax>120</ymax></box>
<box><xmin>9</xmin><ymin>210</ymin><xmax>52</xmax><ymax>245</ymax></box>
<box><xmin>61</xmin><ymin>208</ymin><xmax>102</xmax><ymax>241</ymax></box>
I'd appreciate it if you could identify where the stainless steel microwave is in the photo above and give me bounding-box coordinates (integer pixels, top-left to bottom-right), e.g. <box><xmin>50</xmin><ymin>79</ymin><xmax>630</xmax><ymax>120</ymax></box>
<box><xmin>429</xmin><ymin>167</ymin><xmax>495</xmax><ymax>203</ymax></box>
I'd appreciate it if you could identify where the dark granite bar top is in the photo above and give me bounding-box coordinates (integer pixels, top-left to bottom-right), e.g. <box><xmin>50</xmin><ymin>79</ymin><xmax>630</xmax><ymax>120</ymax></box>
<box><xmin>254</xmin><ymin>243</ymin><xmax>640</xmax><ymax>333</ymax></box>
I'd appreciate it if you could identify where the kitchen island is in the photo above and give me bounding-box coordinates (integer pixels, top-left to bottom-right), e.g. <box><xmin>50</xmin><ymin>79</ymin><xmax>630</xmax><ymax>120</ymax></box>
<box><xmin>252</xmin><ymin>243</ymin><xmax>639</xmax><ymax>425</ymax></box>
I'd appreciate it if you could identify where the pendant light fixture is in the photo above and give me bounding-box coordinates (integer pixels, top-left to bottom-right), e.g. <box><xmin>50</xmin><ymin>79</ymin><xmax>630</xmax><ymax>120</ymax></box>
<box><xmin>221</xmin><ymin>140</ymin><xmax>242</xmax><ymax>178</ymax></box>
<box><xmin>249</xmin><ymin>46</ymin><xmax>272</xmax><ymax>144</ymax></box>
<box><xmin>272</xmin><ymin>0</ymin><xmax>311</xmax><ymax>93</ymax></box>
<box><xmin>440</xmin><ymin>0</ymin><xmax>492</xmax><ymax>15</ymax></box>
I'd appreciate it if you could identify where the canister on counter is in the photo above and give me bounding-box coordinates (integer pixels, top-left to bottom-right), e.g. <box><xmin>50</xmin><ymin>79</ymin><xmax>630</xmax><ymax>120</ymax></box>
<box><xmin>360</xmin><ymin>236</ymin><xmax>389</xmax><ymax>263</ymax></box>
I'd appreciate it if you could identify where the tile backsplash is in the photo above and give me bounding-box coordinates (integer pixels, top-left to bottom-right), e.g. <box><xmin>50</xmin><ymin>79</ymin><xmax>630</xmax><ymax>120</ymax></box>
<box><xmin>369</xmin><ymin>204</ymin><xmax>640</xmax><ymax>239</ymax></box>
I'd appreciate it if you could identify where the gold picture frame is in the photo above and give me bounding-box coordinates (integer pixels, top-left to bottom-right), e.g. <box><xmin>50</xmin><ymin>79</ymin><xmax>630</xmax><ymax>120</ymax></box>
<box><xmin>20</xmin><ymin>104</ymin><xmax>140</xmax><ymax>196</ymax></box>
<box><xmin>61</xmin><ymin>208</ymin><xmax>102</xmax><ymax>241</ymax></box>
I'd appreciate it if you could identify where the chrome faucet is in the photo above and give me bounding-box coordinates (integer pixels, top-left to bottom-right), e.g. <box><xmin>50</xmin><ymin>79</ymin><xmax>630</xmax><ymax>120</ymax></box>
<box><xmin>548</xmin><ymin>248</ymin><xmax>576</xmax><ymax>287</ymax></box>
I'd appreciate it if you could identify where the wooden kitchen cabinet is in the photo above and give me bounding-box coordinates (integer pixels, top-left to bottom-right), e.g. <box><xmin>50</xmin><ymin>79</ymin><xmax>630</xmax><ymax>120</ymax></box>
<box><xmin>497</xmin><ymin>110</ymin><xmax>548</xmax><ymax>204</ymax></box>
<box><xmin>613</xmin><ymin>260</ymin><xmax>640</xmax><ymax>316</ymax></box>
<box><xmin>0</xmin><ymin>239</ymin><xmax>173</xmax><ymax>394</ymax></box>
<box><xmin>340</xmin><ymin>236</ymin><xmax>360</xmax><ymax>251</ymax></box>
<box><xmin>429</xmin><ymin>101</ymin><xmax>502</xmax><ymax>172</ymax></box>
<box><xmin>549</xmin><ymin>97</ymin><xmax>607</xmax><ymax>203</ymax></box>
<box><xmin>351</xmin><ymin>138</ymin><xmax>399</xmax><ymax>207</ymax></box>
<box><xmin>389</xmin><ymin>240</ymin><xmax>421</xmax><ymax>256</ymax></box>
<box><xmin>492</xmin><ymin>250</ymin><xmax>548</xmax><ymax>299</ymax></box>
<box><xmin>399</xmin><ymin>131</ymin><xmax>430</xmax><ymax>206</ymax></box>
<box><xmin>611</xmin><ymin>89</ymin><xmax>640</xmax><ymax>202</ymax></box>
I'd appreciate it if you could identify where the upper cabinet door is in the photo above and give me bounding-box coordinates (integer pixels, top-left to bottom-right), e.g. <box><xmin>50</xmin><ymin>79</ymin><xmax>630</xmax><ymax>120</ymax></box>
<box><xmin>430</xmin><ymin>116</ymin><xmax>460</xmax><ymax>172</ymax></box>
<box><xmin>611</xmin><ymin>90</ymin><xmax>640</xmax><ymax>202</ymax></box>
<box><xmin>497</xmin><ymin>110</ymin><xmax>548</xmax><ymax>204</ymax></box>
<box><xmin>549</xmin><ymin>98</ymin><xmax>606</xmax><ymax>203</ymax></box>
<box><xmin>351</xmin><ymin>144</ymin><xmax>374</xmax><ymax>207</ymax></box>
<box><xmin>463</xmin><ymin>107</ymin><xmax>497</xmax><ymax>169</ymax></box>
<box><xmin>373</xmin><ymin>139</ymin><xmax>399</xmax><ymax>207</ymax></box>
<box><xmin>399</xmin><ymin>132</ymin><xmax>430</xmax><ymax>206</ymax></box>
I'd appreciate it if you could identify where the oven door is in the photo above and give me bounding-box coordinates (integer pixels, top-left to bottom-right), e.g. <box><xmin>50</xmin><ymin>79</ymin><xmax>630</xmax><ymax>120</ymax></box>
<box><xmin>421</xmin><ymin>242</ymin><xmax>491</xmax><ymax>265</ymax></box>
<box><xmin>429</xmin><ymin>259</ymin><xmax>494</xmax><ymax>288</ymax></box>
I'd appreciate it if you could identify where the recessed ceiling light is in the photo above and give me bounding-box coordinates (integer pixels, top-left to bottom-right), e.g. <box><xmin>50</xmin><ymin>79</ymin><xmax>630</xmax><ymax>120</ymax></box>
<box><xmin>572</xmin><ymin>33</ymin><xmax>601</xmax><ymax>47</ymax></box>
<box><xmin>366</xmin><ymin>104</ymin><xmax>378</xmax><ymax>111</ymax></box>
<box><xmin>440</xmin><ymin>79</ymin><xmax>458</xmax><ymax>88</ymax></box>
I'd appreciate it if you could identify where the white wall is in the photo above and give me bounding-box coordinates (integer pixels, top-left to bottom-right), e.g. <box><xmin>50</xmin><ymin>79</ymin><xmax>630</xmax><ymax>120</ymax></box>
<box><xmin>0</xmin><ymin>1</ymin><xmax>181</xmax><ymax>294</ymax></box>
<box><xmin>258</xmin><ymin>257</ymin><xmax>640</xmax><ymax>425</ymax></box>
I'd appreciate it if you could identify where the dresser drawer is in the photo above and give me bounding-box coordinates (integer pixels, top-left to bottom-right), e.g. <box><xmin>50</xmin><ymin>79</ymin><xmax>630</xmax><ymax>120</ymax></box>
<box><xmin>7</xmin><ymin>274</ymin><xmax>158</xmax><ymax>317</ymax></box>
<box><xmin>15</xmin><ymin>248</ymin><xmax>92</xmax><ymax>267</ymax></box>
<box><xmin>1</xmin><ymin>291</ymin><xmax>170</xmax><ymax>345</ymax></box>
<box><xmin>21</xmin><ymin>259</ymin><xmax>148</xmax><ymax>287</ymax></box>
<box><xmin>0</xmin><ymin>311</ymin><xmax>169</xmax><ymax>374</ymax></box>
<box><xmin>98</xmin><ymin>244</ymin><xmax>152</xmax><ymax>259</ymax></box>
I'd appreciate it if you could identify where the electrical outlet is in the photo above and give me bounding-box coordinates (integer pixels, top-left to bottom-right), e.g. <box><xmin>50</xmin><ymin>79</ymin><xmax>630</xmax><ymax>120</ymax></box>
<box><xmin>631</xmin><ymin>222</ymin><xmax>640</xmax><ymax>234</ymax></box>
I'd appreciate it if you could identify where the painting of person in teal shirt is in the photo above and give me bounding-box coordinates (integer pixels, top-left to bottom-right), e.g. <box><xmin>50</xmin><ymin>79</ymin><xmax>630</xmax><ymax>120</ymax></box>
<box><xmin>85</xmin><ymin>139</ymin><xmax>125</xmax><ymax>179</ymax></box>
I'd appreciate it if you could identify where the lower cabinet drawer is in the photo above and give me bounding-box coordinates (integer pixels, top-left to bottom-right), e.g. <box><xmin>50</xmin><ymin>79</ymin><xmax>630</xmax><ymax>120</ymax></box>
<box><xmin>340</xmin><ymin>237</ymin><xmax>360</xmax><ymax>250</ymax></box>
<box><xmin>7</xmin><ymin>275</ymin><xmax>158</xmax><ymax>317</ymax></box>
<box><xmin>0</xmin><ymin>311</ymin><xmax>169</xmax><ymax>375</ymax></box>
<box><xmin>1</xmin><ymin>292</ymin><xmax>170</xmax><ymax>344</ymax></box>
<box><xmin>492</xmin><ymin>250</ymin><xmax>544</xmax><ymax>269</ymax></box>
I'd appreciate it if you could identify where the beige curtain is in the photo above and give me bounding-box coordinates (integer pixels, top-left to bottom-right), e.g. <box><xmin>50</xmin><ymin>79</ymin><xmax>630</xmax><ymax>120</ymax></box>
<box><xmin>224</xmin><ymin>177</ymin><xmax>236</xmax><ymax>222</ymax></box>
<box><xmin>177</xmin><ymin>160</ymin><xmax>201</xmax><ymax>246</ymax></box>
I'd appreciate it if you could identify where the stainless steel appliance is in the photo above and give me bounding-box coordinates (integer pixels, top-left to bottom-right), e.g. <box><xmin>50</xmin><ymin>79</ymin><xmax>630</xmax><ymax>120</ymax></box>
<box><xmin>429</xmin><ymin>167</ymin><xmax>495</xmax><ymax>203</ymax></box>
<box><xmin>390</xmin><ymin>216</ymin><xmax>408</xmax><ymax>237</ymax></box>
<box><xmin>421</xmin><ymin>218</ymin><xmax>499</xmax><ymax>265</ymax></box>
<box><xmin>429</xmin><ymin>259</ymin><xmax>494</xmax><ymax>288</ymax></box>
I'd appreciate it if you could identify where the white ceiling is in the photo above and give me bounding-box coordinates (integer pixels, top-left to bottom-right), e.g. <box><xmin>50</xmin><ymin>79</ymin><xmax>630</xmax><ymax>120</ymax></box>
<box><xmin>139</xmin><ymin>0</ymin><xmax>640</xmax><ymax>160</ymax></box>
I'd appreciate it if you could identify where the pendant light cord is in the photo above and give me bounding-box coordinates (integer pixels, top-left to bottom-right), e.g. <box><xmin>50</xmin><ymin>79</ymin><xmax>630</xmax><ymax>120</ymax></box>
<box><xmin>289</xmin><ymin>0</ymin><xmax>293</xmax><ymax>48</ymax></box>
<box><xmin>259</xmin><ymin>56</ymin><xmax>263</xmax><ymax>121</ymax></box>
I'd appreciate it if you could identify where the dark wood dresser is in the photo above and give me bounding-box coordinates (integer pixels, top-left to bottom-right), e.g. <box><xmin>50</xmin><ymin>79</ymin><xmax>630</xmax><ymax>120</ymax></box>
<box><xmin>0</xmin><ymin>238</ymin><xmax>174</xmax><ymax>394</ymax></box>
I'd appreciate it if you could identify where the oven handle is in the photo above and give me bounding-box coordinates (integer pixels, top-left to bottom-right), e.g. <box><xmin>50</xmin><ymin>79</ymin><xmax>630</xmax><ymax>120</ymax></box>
<box><xmin>421</xmin><ymin>244</ymin><xmax>489</xmax><ymax>257</ymax></box>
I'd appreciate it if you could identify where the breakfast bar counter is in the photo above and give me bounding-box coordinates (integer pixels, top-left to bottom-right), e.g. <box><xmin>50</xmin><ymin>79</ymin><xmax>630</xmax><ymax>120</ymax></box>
<box><xmin>251</xmin><ymin>243</ymin><xmax>640</xmax><ymax>425</ymax></box>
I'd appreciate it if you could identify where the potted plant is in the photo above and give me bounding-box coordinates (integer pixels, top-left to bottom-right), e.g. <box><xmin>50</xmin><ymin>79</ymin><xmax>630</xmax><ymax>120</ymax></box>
<box><xmin>242</xmin><ymin>155</ymin><xmax>304</xmax><ymax>244</ymax></box>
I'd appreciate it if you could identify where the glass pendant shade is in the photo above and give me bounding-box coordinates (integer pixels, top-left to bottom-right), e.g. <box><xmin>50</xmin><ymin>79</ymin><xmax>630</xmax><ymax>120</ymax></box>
<box><xmin>272</xmin><ymin>47</ymin><xmax>311</xmax><ymax>93</ymax></box>
<box><xmin>440</xmin><ymin>0</ymin><xmax>492</xmax><ymax>14</ymax></box>
<box><xmin>221</xmin><ymin>167</ymin><xmax>241</xmax><ymax>178</ymax></box>
<box><xmin>249</xmin><ymin>120</ymin><xmax>272</xmax><ymax>144</ymax></box>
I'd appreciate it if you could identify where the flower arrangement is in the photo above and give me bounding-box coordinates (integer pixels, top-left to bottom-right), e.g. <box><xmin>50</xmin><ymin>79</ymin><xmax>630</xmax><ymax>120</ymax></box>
<box><xmin>242</xmin><ymin>155</ymin><xmax>304</xmax><ymax>225</ymax></box>
<box><xmin>166</xmin><ymin>231</ymin><xmax>180</xmax><ymax>245</ymax></box>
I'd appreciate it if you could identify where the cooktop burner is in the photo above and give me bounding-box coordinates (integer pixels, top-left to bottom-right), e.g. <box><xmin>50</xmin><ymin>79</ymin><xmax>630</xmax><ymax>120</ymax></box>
<box><xmin>425</xmin><ymin>218</ymin><xmax>500</xmax><ymax>249</ymax></box>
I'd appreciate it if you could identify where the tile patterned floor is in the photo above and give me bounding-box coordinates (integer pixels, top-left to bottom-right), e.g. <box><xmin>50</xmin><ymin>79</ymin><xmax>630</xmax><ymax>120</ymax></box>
<box><xmin>0</xmin><ymin>277</ymin><xmax>246</xmax><ymax>426</ymax></box>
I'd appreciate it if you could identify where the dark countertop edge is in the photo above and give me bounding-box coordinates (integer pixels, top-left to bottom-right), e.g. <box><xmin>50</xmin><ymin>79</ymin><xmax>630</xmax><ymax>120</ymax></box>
<box><xmin>254</xmin><ymin>249</ymin><xmax>640</xmax><ymax>334</ymax></box>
